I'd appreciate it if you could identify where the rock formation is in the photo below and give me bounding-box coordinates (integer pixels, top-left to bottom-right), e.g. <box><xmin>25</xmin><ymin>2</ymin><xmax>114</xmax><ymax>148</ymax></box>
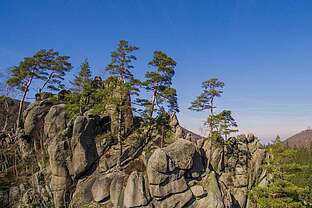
<box><xmin>0</xmin><ymin>92</ymin><xmax>267</xmax><ymax>208</ymax></box>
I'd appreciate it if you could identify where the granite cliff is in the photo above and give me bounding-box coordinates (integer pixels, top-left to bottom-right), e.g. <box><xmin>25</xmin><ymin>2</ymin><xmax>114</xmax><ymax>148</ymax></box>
<box><xmin>0</xmin><ymin>90</ymin><xmax>267</xmax><ymax>208</ymax></box>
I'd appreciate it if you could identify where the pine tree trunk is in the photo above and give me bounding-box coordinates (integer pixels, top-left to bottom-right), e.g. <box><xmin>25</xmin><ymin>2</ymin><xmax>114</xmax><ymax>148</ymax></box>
<box><xmin>209</xmin><ymin>97</ymin><xmax>214</xmax><ymax>133</ymax></box>
<box><xmin>210</xmin><ymin>97</ymin><xmax>214</xmax><ymax>115</ymax></box>
<box><xmin>16</xmin><ymin>90</ymin><xmax>27</xmax><ymax>130</ymax></box>
<box><xmin>117</xmin><ymin>110</ymin><xmax>123</xmax><ymax>169</ymax></box>
<box><xmin>149</xmin><ymin>89</ymin><xmax>157</xmax><ymax>119</ymax></box>
<box><xmin>16</xmin><ymin>77</ymin><xmax>33</xmax><ymax>130</ymax></box>
<box><xmin>39</xmin><ymin>72</ymin><xmax>54</xmax><ymax>93</ymax></box>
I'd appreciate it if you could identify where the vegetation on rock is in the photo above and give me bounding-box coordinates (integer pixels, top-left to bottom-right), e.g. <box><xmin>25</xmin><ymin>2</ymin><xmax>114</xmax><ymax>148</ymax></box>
<box><xmin>0</xmin><ymin>40</ymin><xmax>310</xmax><ymax>208</ymax></box>
<box><xmin>71</xmin><ymin>58</ymin><xmax>92</xmax><ymax>92</ymax></box>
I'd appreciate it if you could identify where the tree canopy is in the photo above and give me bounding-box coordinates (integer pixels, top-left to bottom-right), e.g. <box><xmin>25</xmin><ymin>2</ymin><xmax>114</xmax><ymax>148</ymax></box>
<box><xmin>189</xmin><ymin>78</ymin><xmax>224</xmax><ymax>115</ymax></box>
<box><xmin>141</xmin><ymin>50</ymin><xmax>179</xmax><ymax>119</ymax></box>
<box><xmin>7</xmin><ymin>49</ymin><xmax>72</xmax><ymax>93</ymax></box>
<box><xmin>71</xmin><ymin>58</ymin><xmax>92</xmax><ymax>92</ymax></box>
<box><xmin>6</xmin><ymin>49</ymin><xmax>72</xmax><ymax>129</ymax></box>
<box><xmin>105</xmin><ymin>40</ymin><xmax>138</xmax><ymax>83</ymax></box>
<box><xmin>207</xmin><ymin>110</ymin><xmax>238</xmax><ymax>138</ymax></box>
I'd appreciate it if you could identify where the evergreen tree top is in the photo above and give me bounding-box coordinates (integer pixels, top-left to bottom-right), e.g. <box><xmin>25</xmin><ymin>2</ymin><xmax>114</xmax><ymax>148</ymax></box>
<box><xmin>72</xmin><ymin>58</ymin><xmax>92</xmax><ymax>92</ymax></box>
<box><xmin>105</xmin><ymin>40</ymin><xmax>139</xmax><ymax>83</ymax></box>
<box><xmin>189</xmin><ymin>78</ymin><xmax>224</xmax><ymax>112</ymax></box>
<box><xmin>7</xmin><ymin>49</ymin><xmax>72</xmax><ymax>92</ymax></box>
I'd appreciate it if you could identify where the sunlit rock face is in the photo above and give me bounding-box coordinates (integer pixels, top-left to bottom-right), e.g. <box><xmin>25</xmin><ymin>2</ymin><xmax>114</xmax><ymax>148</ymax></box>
<box><xmin>0</xmin><ymin>94</ymin><xmax>266</xmax><ymax>208</ymax></box>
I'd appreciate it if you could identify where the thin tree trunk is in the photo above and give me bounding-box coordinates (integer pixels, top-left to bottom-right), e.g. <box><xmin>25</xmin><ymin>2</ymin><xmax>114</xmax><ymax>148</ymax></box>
<box><xmin>16</xmin><ymin>77</ymin><xmax>33</xmax><ymax>130</ymax></box>
<box><xmin>117</xmin><ymin>109</ymin><xmax>123</xmax><ymax>169</ymax></box>
<box><xmin>209</xmin><ymin>97</ymin><xmax>215</xmax><ymax>133</ymax></box>
<box><xmin>17</xmin><ymin>91</ymin><xmax>26</xmax><ymax>130</ymax></box>
<box><xmin>39</xmin><ymin>72</ymin><xmax>54</xmax><ymax>93</ymax></box>
<box><xmin>79</xmin><ymin>98</ymin><xmax>83</xmax><ymax>115</ymax></box>
<box><xmin>149</xmin><ymin>88</ymin><xmax>157</xmax><ymax>119</ymax></box>
<box><xmin>210</xmin><ymin>97</ymin><xmax>214</xmax><ymax>115</ymax></box>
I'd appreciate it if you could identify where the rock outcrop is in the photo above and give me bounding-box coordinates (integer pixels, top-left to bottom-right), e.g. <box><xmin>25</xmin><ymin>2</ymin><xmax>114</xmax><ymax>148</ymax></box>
<box><xmin>123</xmin><ymin>171</ymin><xmax>151</xmax><ymax>207</ymax></box>
<box><xmin>70</xmin><ymin>116</ymin><xmax>98</xmax><ymax>178</ymax></box>
<box><xmin>0</xmin><ymin>94</ymin><xmax>267</xmax><ymax>208</ymax></box>
<box><xmin>23</xmin><ymin>99</ymin><xmax>54</xmax><ymax>150</ymax></box>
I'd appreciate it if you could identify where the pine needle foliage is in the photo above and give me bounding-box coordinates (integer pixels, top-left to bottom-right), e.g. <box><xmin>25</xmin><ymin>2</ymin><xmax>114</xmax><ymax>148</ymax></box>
<box><xmin>189</xmin><ymin>78</ymin><xmax>224</xmax><ymax>115</ymax></box>
<box><xmin>6</xmin><ymin>49</ymin><xmax>72</xmax><ymax>129</ymax></box>
<box><xmin>140</xmin><ymin>51</ymin><xmax>179</xmax><ymax>119</ymax></box>
<box><xmin>71</xmin><ymin>58</ymin><xmax>92</xmax><ymax>92</ymax></box>
<box><xmin>250</xmin><ymin>138</ymin><xmax>312</xmax><ymax>207</ymax></box>
<box><xmin>105</xmin><ymin>40</ymin><xmax>138</xmax><ymax>83</ymax></box>
<box><xmin>207</xmin><ymin>110</ymin><xmax>238</xmax><ymax>139</ymax></box>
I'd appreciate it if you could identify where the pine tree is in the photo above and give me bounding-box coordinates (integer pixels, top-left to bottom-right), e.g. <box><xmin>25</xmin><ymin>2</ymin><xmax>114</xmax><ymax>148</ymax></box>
<box><xmin>37</xmin><ymin>50</ymin><xmax>72</xmax><ymax>92</ymax></box>
<box><xmin>105</xmin><ymin>39</ymin><xmax>141</xmax><ymax>110</ymax></box>
<box><xmin>105</xmin><ymin>40</ymin><xmax>138</xmax><ymax>83</ymax></box>
<box><xmin>142</xmin><ymin>51</ymin><xmax>179</xmax><ymax>119</ymax></box>
<box><xmin>189</xmin><ymin>78</ymin><xmax>224</xmax><ymax>115</ymax></box>
<box><xmin>71</xmin><ymin>58</ymin><xmax>92</xmax><ymax>92</ymax></box>
<box><xmin>189</xmin><ymin>78</ymin><xmax>224</xmax><ymax>131</ymax></box>
<box><xmin>105</xmin><ymin>40</ymin><xmax>139</xmax><ymax>169</ymax></box>
<box><xmin>6</xmin><ymin>49</ymin><xmax>72</xmax><ymax>129</ymax></box>
<box><xmin>207</xmin><ymin>110</ymin><xmax>238</xmax><ymax>139</ymax></box>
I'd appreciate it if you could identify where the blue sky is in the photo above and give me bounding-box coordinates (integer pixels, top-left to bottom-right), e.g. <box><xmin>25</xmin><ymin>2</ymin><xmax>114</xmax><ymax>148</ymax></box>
<box><xmin>1</xmin><ymin>0</ymin><xmax>312</xmax><ymax>143</ymax></box>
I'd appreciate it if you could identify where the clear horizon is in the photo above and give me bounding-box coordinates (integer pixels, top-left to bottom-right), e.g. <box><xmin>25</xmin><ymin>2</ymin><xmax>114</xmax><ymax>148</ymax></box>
<box><xmin>1</xmin><ymin>0</ymin><xmax>312</xmax><ymax>143</ymax></box>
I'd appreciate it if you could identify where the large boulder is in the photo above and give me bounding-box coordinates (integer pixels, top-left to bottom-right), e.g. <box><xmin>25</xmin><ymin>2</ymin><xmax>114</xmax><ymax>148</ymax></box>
<box><xmin>48</xmin><ymin>139</ymin><xmax>70</xmax><ymax>177</ymax></box>
<box><xmin>44</xmin><ymin>104</ymin><xmax>67</xmax><ymax>139</ymax></box>
<box><xmin>248</xmin><ymin>149</ymin><xmax>266</xmax><ymax>188</ymax></box>
<box><xmin>110</xmin><ymin>172</ymin><xmax>127</xmax><ymax>208</ymax></box>
<box><xmin>190</xmin><ymin>185</ymin><xmax>207</xmax><ymax>199</ymax></box>
<box><xmin>150</xmin><ymin>177</ymin><xmax>189</xmax><ymax>199</ymax></box>
<box><xmin>123</xmin><ymin>171</ymin><xmax>151</xmax><ymax>208</ymax></box>
<box><xmin>146</xmin><ymin>139</ymin><xmax>197</xmax><ymax>188</ymax></box>
<box><xmin>23</xmin><ymin>100</ymin><xmax>54</xmax><ymax>150</ymax></box>
<box><xmin>163</xmin><ymin>139</ymin><xmax>196</xmax><ymax>170</ymax></box>
<box><xmin>153</xmin><ymin>189</ymin><xmax>193</xmax><ymax>208</ymax></box>
<box><xmin>147</xmin><ymin>149</ymin><xmax>176</xmax><ymax>185</ymax></box>
<box><xmin>70</xmin><ymin>176</ymin><xmax>97</xmax><ymax>207</ymax></box>
<box><xmin>202</xmin><ymin>171</ymin><xmax>224</xmax><ymax>208</ymax></box>
<box><xmin>146</xmin><ymin>139</ymin><xmax>197</xmax><ymax>206</ymax></box>
<box><xmin>48</xmin><ymin>137</ymin><xmax>72</xmax><ymax>208</ymax></box>
<box><xmin>69</xmin><ymin>116</ymin><xmax>98</xmax><ymax>178</ymax></box>
<box><xmin>91</xmin><ymin>174</ymin><xmax>114</xmax><ymax>202</ymax></box>
<box><xmin>50</xmin><ymin>175</ymin><xmax>72</xmax><ymax>208</ymax></box>
<box><xmin>202</xmin><ymin>138</ymin><xmax>224</xmax><ymax>173</ymax></box>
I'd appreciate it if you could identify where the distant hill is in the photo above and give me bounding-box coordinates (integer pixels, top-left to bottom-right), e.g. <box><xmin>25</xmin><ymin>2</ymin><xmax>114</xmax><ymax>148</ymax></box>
<box><xmin>284</xmin><ymin>129</ymin><xmax>312</xmax><ymax>148</ymax></box>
